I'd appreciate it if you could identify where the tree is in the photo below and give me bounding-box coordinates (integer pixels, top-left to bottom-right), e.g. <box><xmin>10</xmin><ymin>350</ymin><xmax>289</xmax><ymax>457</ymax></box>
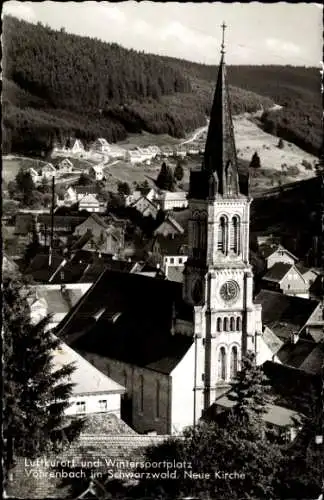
<box><xmin>249</xmin><ymin>151</ymin><xmax>261</xmax><ymax>169</ymax></box>
<box><xmin>117</xmin><ymin>181</ymin><xmax>131</xmax><ymax>196</ymax></box>
<box><xmin>15</xmin><ymin>169</ymin><xmax>36</xmax><ymax>206</ymax></box>
<box><xmin>78</xmin><ymin>172</ymin><xmax>92</xmax><ymax>186</ymax></box>
<box><xmin>174</xmin><ymin>160</ymin><xmax>184</xmax><ymax>182</ymax></box>
<box><xmin>156</xmin><ymin>162</ymin><xmax>175</xmax><ymax>191</ymax></box>
<box><xmin>138</xmin><ymin>179</ymin><xmax>151</xmax><ymax>196</ymax></box>
<box><xmin>3</xmin><ymin>273</ymin><xmax>84</xmax><ymax>478</ymax></box>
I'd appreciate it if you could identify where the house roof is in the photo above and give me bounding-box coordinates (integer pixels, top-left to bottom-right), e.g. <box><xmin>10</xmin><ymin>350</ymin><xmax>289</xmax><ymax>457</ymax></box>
<box><xmin>161</xmin><ymin>191</ymin><xmax>187</xmax><ymax>201</ymax></box>
<box><xmin>262</xmin><ymin>326</ymin><xmax>284</xmax><ymax>355</ymax></box>
<box><xmin>154</xmin><ymin>234</ymin><xmax>188</xmax><ymax>256</ymax></box>
<box><xmin>277</xmin><ymin>340</ymin><xmax>324</xmax><ymax>376</ymax></box>
<box><xmin>53</xmin><ymin>340</ymin><xmax>125</xmax><ymax>395</ymax></box>
<box><xmin>296</xmin><ymin>264</ymin><xmax>320</xmax><ymax>277</ymax></box>
<box><xmin>75</xmin><ymin>185</ymin><xmax>98</xmax><ymax>195</ymax></box>
<box><xmin>57</xmin><ymin>270</ymin><xmax>194</xmax><ymax>374</ymax></box>
<box><xmin>214</xmin><ymin>392</ymin><xmax>303</xmax><ymax>427</ymax></box>
<box><xmin>25</xmin><ymin>254</ymin><xmax>65</xmax><ymax>283</ymax></box>
<box><xmin>167</xmin><ymin>266</ymin><xmax>185</xmax><ymax>283</ymax></box>
<box><xmin>34</xmin><ymin>286</ymin><xmax>84</xmax><ymax>315</ymax></box>
<box><xmin>38</xmin><ymin>215</ymin><xmax>86</xmax><ymax>228</ymax></box>
<box><xmin>154</xmin><ymin>216</ymin><xmax>185</xmax><ymax>236</ymax></box>
<box><xmin>254</xmin><ymin>290</ymin><xmax>319</xmax><ymax>341</ymax></box>
<box><xmin>259</xmin><ymin>244</ymin><xmax>298</xmax><ymax>261</ymax></box>
<box><xmin>90</xmin><ymin>165</ymin><xmax>104</xmax><ymax>173</ymax></box>
<box><xmin>262</xmin><ymin>263</ymin><xmax>294</xmax><ymax>283</ymax></box>
<box><xmin>79</xmin><ymin>194</ymin><xmax>99</xmax><ymax>205</ymax></box>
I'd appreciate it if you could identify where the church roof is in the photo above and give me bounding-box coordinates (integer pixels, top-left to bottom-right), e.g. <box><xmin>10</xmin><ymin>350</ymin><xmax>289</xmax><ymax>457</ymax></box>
<box><xmin>56</xmin><ymin>270</ymin><xmax>193</xmax><ymax>374</ymax></box>
<box><xmin>254</xmin><ymin>290</ymin><xmax>319</xmax><ymax>341</ymax></box>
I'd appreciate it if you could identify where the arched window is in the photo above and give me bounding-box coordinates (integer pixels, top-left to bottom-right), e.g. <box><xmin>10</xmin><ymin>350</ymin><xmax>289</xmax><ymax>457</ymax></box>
<box><xmin>200</xmin><ymin>219</ymin><xmax>207</xmax><ymax>250</ymax></box>
<box><xmin>236</xmin><ymin>317</ymin><xmax>241</xmax><ymax>331</ymax></box>
<box><xmin>217</xmin><ymin>216</ymin><xmax>227</xmax><ymax>253</ymax></box>
<box><xmin>217</xmin><ymin>317</ymin><xmax>222</xmax><ymax>332</ymax></box>
<box><xmin>218</xmin><ymin>347</ymin><xmax>227</xmax><ymax>381</ymax></box>
<box><xmin>156</xmin><ymin>381</ymin><xmax>160</xmax><ymax>418</ymax></box>
<box><xmin>223</xmin><ymin>317</ymin><xmax>229</xmax><ymax>332</ymax></box>
<box><xmin>230</xmin><ymin>346</ymin><xmax>238</xmax><ymax>379</ymax></box>
<box><xmin>230</xmin><ymin>317</ymin><xmax>235</xmax><ymax>331</ymax></box>
<box><xmin>139</xmin><ymin>375</ymin><xmax>144</xmax><ymax>412</ymax></box>
<box><xmin>230</xmin><ymin>216</ymin><xmax>240</xmax><ymax>254</ymax></box>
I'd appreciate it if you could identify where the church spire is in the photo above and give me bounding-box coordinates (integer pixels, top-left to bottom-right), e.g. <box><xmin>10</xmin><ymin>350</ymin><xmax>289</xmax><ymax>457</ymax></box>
<box><xmin>203</xmin><ymin>22</ymin><xmax>240</xmax><ymax>197</ymax></box>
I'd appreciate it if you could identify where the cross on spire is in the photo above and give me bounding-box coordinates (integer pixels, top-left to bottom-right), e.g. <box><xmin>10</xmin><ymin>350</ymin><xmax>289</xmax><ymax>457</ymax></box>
<box><xmin>221</xmin><ymin>22</ymin><xmax>227</xmax><ymax>56</ymax></box>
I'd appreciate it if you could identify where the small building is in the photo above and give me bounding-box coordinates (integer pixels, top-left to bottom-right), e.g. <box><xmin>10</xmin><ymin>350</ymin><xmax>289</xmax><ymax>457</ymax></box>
<box><xmin>131</xmin><ymin>196</ymin><xmax>159</xmax><ymax>219</ymax></box>
<box><xmin>296</xmin><ymin>265</ymin><xmax>321</xmax><ymax>289</ymax></box>
<box><xmin>75</xmin><ymin>185</ymin><xmax>98</xmax><ymax>202</ymax></box>
<box><xmin>261</xmin><ymin>263</ymin><xmax>308</xmax><ymax>298</ymax></box>
<box><xmin>52</xmin><ymin>340</ymin><xmax>125</xmax><ymax>417</ymax></box>
<box><xmin>74</xmin><ymin>214</ymin><xmax>124</xmax><ymax>256</ymax></box>
<box><xmin>70</xmin><ymin>138</ymin><xmax>85</xmax><ymax>154</ymax></box>
<box><xmin>91</xmin><ymin>138</ymin><xmax>111</xmax><ymax>154</ymax></box>
<box><xmin>78</xmin><ymin>193</ymin><xmax>101</xmax><ymax>213</ymax></box>
<box><xmin>159</xmin><ymin>191</ymin><xmax>188</xmax><ymax>211</ymax></box>
<box><xmin>259</xmin><ymin>244</ymin><xmax>298</xmax><ymax>270</ymax></box>
<box><xmin>88</xmin><ymin>164</ymin><xmax>104</xmax><ymax>181</ymax></box>
<box><xmin>41</xmin><ymin>163</ymin><xmax>57</xmax><ymax>180</ymax></box>
<box><xmin>57</xmin><ymin>158</ymin><xmax>74</xmax><ymax>174</ymax></box>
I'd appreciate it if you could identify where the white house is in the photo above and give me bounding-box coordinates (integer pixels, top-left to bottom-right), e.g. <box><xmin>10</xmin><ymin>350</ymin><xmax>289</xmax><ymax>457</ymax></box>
<box><xmin>91</xmin><ymin>138</ymin><xmax>111</xmax><ymax>154</ymax></box>
<box><xmin>41</xmin><ymin>163</ymin><xmax>57</xmax><ymax>180</ymax></box>
<box><xmin>159</xmin><ymin>191</ymin><xmax>188</xmax><ymax>211</ymax></box>
<box><xmin>88</xmin><ymin>164</ymin><xmax>104</xmax><ymax>181</ymax></box>
<box><xmin>260</xmin><ymin>244</ymin><xmax>298</xmax><ymax>270</ymax></box>
<box><xmin>78</xmin><ymin>193</ymin><xmax>101</xmax><ymax>213</ymax></box>
<box><xmin>261</xmin><ymin>263</ymin><xmax>309</xmax><ymax>298</ymax></box>
<box><xmin>57</xmin><ymin>158</ymin><xmax>74</xmax><ymax>174</ymax></box>
<box><xmin>52</xmin><ymin>340</ymin><xmax>125</xmax><ymax>417</ymax></box>
<box><xmin>70</xmin><ymin>139</ymin><xmax>85</xmax><ymax>154</ymax></box>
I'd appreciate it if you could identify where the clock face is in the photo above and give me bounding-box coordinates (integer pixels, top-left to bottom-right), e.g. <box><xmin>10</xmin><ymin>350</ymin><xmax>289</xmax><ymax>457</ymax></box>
<box><xmin>220</xmin><ymin>280</ymin><xmax>239</xmax><ymax>302</ymax></box>
<box><xmin>192</xmin><ymin>278</ymin><xmax>203</xmax><ymax>305</ymax></box>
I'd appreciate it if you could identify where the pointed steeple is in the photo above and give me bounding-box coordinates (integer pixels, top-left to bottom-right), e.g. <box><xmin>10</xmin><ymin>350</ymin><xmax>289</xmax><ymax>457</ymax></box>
<box><xmin>203</xmin><ymin>23</ymin><xmax>240</xmax><ymax>197</ymax></box>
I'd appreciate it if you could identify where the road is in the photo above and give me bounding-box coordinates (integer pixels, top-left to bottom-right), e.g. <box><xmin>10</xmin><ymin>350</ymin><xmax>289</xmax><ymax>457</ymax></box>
<box><xmin>179</xmin><ymin>119</ymin><xmax>209</xmax><ymax>146</ymax></box>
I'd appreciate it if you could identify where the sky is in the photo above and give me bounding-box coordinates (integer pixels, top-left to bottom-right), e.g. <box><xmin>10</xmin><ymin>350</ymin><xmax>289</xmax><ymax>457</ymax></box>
<box><xmin>2</xmin><ymin>1</ymin><xmax>323</xmax><ymax>66</ymax></box>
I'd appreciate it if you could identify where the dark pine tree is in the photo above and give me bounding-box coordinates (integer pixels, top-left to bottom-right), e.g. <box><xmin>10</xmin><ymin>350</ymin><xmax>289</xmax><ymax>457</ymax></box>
<box><xmin>249</xmin><ymin>151</ymin><xmax>261</xmax><ymax>169</ymax></box>
<box><xmin>3</xmin><ymin>273</ymin><xmax>85</xmax><ymax>478</ymax></box>
<box><xmin>117</xmin><ymin>181</ymin><xmax>131</xmax><ymax>196</ymax></box>
<box><xmin>174</xmin><ymin>160</ymin><xmax>184</xmax><ymax>182</ymax></box>
<box><xmin>15</xmin><ymin>168</ymin><xmax>36</xmax><ymax>206</ymax></box>
<box><xmin>156</xmin><ymin>162</ymin><xmax>175</xmax><ymax>191</ymax></box>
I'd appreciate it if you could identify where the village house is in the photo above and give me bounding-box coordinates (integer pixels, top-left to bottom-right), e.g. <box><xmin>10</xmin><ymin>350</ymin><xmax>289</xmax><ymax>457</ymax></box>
<box><xmin>78</xmin><ymin>193</ymin><xmax>101</xmax><ymax>213</ymax></box>
<box><xmin>296</xmin><ymin>265</ymin><xmax>321</xmax><ymax>289</ymax></box>
<box><xmin>276</xmin><ymin>338</ymin><xmax>324</xmax><ymax>377</ymax></box>
<box><xmin>91</xmin><ymin>137</ymin><xmax>111</xmax><ymax>154</ymax></box>
<box><xmin>73</xmin><ymin>214</ymin><xmax>124</xmax><ymax>256</ymax></box>
<box><xmin>36</xmin><ymin>214</ymin><xmax>86</xmax><ymax>246</ymax></box>
<box><xmin>154</xmin><ymin>215</ymin><xmax>185</xmax><ymax>237</ymax></box>
<box><xmin>53</xmin><ymin>339</ymin><xmax>125</xmax><ymax>417</ymax></box>
<box><xmin>259</xmin><ymin>243</ymin><xmax>298</xmax><ymax>270</ymax></box>
<box><xmin>131</xmin><ymin>196</ymin><xmax>159</xmax><ymax>218</ymax></box>
<box><xmin>88</xmin><ymin>164</ymin><xmax>104</xmax><ymax>181</ymax></box>
<box><xmin>261</xmin><ymin>263</ymin><xmax>309</xmax><ymax>298</ymax></box>
<box><xmin>29</xmin><ymin>163</ymin><xmax>57</xmax><ymax>184</ymax></box>
<box><xmin>159</xmin><ymin>191</ymin><xmax>188</xmax><ymax>211</ymax></box>
<box><xmin>74</xmin><ymin>185</ymin><xmax>98</xmax><ymax>201</ymax></box>
<box><xmin>68</xmin><ymin>138</ymin><xmax>85</xmax><ymax>155</ymax></box>
<box><xmin>56</xmin><ymin>186</ymin><xmax>78</xmax><ymax>207</ymax></box>
<box><xmin>56</xmin><ymin>158</ymin><xmax>74</xmax><ymax>174</ymax></box>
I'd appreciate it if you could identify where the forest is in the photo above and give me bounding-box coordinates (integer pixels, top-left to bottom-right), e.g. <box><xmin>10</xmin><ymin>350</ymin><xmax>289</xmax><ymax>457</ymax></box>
<box><xmin>2</xmin><ymin>15</ymin><xmax>321</xmax><ymax>157</ymax></box>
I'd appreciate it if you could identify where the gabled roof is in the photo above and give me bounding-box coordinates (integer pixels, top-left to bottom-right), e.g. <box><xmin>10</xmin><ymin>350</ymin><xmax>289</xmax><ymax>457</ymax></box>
<box><xmin>24</xmin><ymin>254</ymin><xmax>65</xmax><ymax>283</ymax></box>
<box><xmin>260</xmin><ymin>244</ymin><xmax>298</xmax><ymax>261</ymax></box>
<box><xmin>154</xmin><ymin>216</ymin><xmax>185</xmax><ymax>236</ymax></box>
<box><xmin>296</xmin><ymin>264</ymin><xmax>320</xmax><ymax>277</ymax></box>
<box><xmin>53</xmin><ymin>340</ymin><xmax>125</xmax><ymax>395</ymax></box>
<box><xmin>34</xmin><ymin>286</ymin><xmax>84</xmax><ymax>315</ymax></box>
<box><xmin>254</xmin><ymin>290</ymin><xmax>319</xmax><ymax>341</ymax></box>
<box><xmin>79</xmin><ymin>193</ymin><xmax>99</xmax><ymax>205</ymax></box>
<box><xmin>277</xmin><ymin>340</ymin><xmax>324</xmax><ymax>376</ymax></box>
<box><xmin>38</xmin><ymin>215</ymin><xmax>86</xmax><ymax>228</ymax></box>
<box><xmin>56</xmin><ymin>270</ymin><xmax>193</xmax><ymax>373</ymax></box>
<box><xmin>262</xmin><ymin>326</ymin><xmax>284</xmax><ymax>355</ymax></box>
<box><xmin>262</xmin><ymin>263</ymin><xmax>294</xmax><ymax>283</ymax></box>
<box><xmin>154</xmin><ymin>234</ymin><xmax>188</xmax><ymax>256</ymax></box>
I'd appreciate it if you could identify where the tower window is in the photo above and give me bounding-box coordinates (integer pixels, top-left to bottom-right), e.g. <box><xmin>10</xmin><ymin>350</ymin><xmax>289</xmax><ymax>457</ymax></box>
<box><xmin>217</xmin><ymin>216</ymin><xmax>227</xmax><ymax>254</ymax></box>
<box><xmin>230</xmin><ymin>346</ymin><xmax>238</xmax><ymax>379</ymax></box>
<box><xmin>217</xmin><ymin>317</ymin><xmax>222</xmax><ymax>332</ymax></box>
<box><xmin>230</xmin><ymin>216</ymin><xmax>240</xmax><ymax>254</ymax></box>
<box><xmin>218</xmin><ymin>347</ymin><xmax>227</xmax><ymax>381</ymax></box>
<box><xmin>223</xmin><ymin>317</ymin><xmax>229</xmax><ymax>332</ymax></box>
<box><xmin>230</xmin><ymin>317</ymin><xmax>235</xmax><ymax>331</ymax></box>
<box><xmin>236</xmin><ymin>317</ymin><xmax>241</xmax><ymax>331</ymax></box>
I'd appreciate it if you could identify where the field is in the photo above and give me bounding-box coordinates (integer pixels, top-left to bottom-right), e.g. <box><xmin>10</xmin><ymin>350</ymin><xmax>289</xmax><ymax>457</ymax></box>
<box><xmin>117</xmin><ymin>131</ymin><xmax>181</xmax><ymax>150</ymax></box>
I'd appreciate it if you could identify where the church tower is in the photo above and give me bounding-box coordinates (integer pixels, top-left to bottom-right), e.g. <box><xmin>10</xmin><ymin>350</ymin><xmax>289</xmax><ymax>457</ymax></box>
<box><xmin>183</xmin><ymin>24</ymin><xmax>262</xmax><ymax>413</ymax></box>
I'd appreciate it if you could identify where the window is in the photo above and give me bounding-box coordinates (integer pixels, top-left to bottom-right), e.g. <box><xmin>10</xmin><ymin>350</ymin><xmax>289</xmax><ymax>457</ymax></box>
<box><xmin>236</xmin><ymin>317</ymin><xmax>241</xmax><ymax>331</ymax></box>
<box><xmin>156</xmin><ymin>381</ymin><xmax>160</xmax><ymax>418</ymax></box>
<box><xmin>230</xmin><ymin>347</ymin><xmax>238</xmax><ymax>379</ymax></box>
<box><xmin>230</xmin><ymin>216</ymin><xmax>240</xmax><ymax>254</ymax></box>
<box><xmin>230</xmin><ymin>317</ymin><xmax>235</xmax><ymax>331</ymax></box>
<box><xmin>217</xmin><ymin>317</ymin><xmax>222</xmax><ymax>332</ymax></box>
<box><xmin>217</xmin><ymin>216</ymin><xmax>227</xmax><ymax>253</ymax></box>
<box><xmin>76</xmin><ymin>401</ymin><xmax>86</xmax><ymax>414</ymax></box>
<box><xmin>170</xmin><ymin>258</ymin><xmax>174</xmax><ymax>264</ymax></box>
<box><xmin>179</xmin><ymin>258</ymin><xmax>183</xmax><ymax>264</ymax></box>
<box><xmin>139</xmin><ymin>375</ymin><xmax>144</xmax><ymax>413</ymax></box>
<box><xmin>98</xmin><ymin>399</ymin><xmax>107</xmax><ymax>412</ymax></box>
<box><xmin>223</xmin><ymin>317</ymin><xmax>229</xmax><ymax>332</ymax></box>
<box><xmin>218</xmin><ymin>347</ymin><xmax>227</xmax><ymax>381</ymax></box>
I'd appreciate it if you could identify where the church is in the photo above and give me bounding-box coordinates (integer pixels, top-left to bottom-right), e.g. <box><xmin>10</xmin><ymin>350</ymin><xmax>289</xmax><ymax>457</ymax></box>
<box><xmin>57</xmin><ymin>29</ymin><xmax>276</xmax><ymax>434</ymax></box>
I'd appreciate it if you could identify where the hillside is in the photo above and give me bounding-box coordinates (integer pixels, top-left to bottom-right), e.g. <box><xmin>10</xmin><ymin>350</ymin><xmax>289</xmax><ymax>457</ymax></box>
<box><xmin>2</xmin><ymin>16</ymin><xmax>321</xmax><ymax>158</ymax></box>
<box><xmin>3</xmin><ymin>16</ymin><xmax>274</xmax><ymax>156</ymax></box>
